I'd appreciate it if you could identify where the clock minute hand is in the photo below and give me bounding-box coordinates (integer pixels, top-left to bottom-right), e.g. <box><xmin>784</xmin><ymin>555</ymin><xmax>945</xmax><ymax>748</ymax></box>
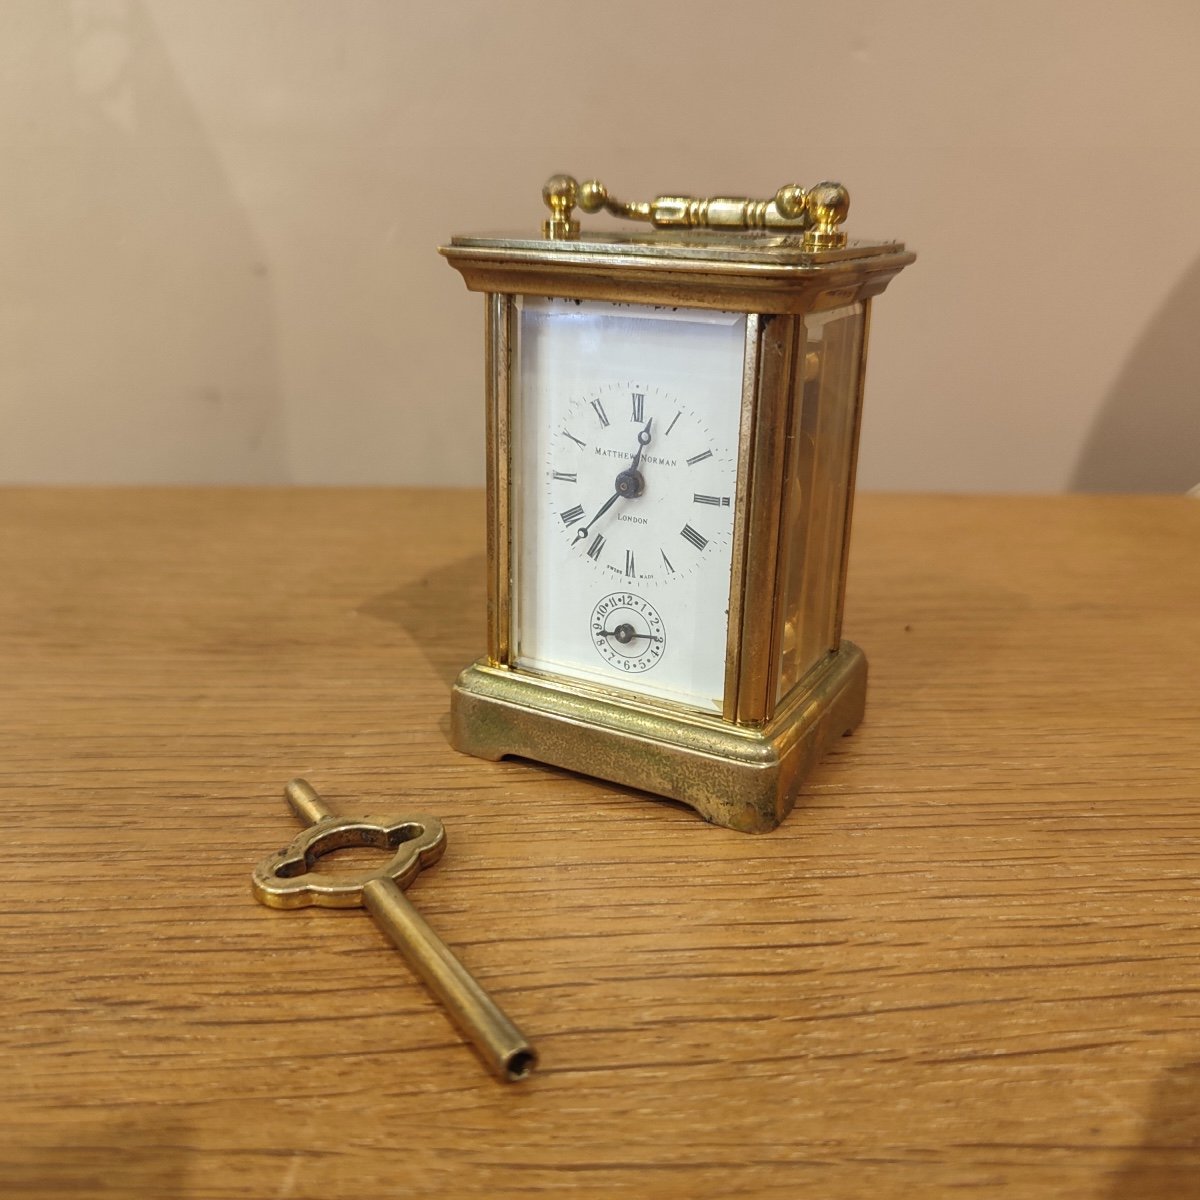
<box><xmin>573</xmin><ymin>489</ymin><xmax>622</xmax><ymax>541</ymax></box>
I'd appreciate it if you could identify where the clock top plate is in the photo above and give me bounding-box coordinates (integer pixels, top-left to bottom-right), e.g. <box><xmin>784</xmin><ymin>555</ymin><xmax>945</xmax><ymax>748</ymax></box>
<box><xmin>441</xmin><ymin>230</ymin><xmax>914</xmax><ymax>314</ymax></box>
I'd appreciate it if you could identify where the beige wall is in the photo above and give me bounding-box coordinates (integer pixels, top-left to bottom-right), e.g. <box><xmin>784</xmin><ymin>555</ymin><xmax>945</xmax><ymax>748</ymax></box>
<box><xmin>3</xmin><ymin>0</ymin><xmax>1199</xmax><ymax>491</ymax></box>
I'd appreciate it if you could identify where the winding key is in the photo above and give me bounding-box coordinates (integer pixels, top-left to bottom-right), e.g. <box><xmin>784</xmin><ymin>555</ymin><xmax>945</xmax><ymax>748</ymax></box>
<box><xmin>252</xmin><ymin>778</ymin><xmax>536</xmax><ymax>1082</ymax></box>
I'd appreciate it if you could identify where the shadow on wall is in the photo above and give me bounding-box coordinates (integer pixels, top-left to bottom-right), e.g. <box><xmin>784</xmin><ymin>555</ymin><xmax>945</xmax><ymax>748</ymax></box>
<box><xmin>1071</xmin><ymin>254</ymin><xmax>1200</xmax><ymax>493</ymax></box>
<box><xmin>1</xmin><ymin>1</ymin><xmax>286</xmax><ymax>482</ymax></box>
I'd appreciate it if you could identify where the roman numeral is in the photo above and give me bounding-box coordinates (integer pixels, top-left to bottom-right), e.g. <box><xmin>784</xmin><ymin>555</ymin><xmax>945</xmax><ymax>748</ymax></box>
<box><xmin>660</xmin><ymin>549</ymin><xmax>675</xmax><ymax>573</ymax></box>
<box><xmin>665</xmin><ymin>412</ymin><xmax>681</xmax><ymax>436</ymax></box>
<box><xmin>631</xmin><ymin>392</ymin><xmax>645</xmax><ymax>422</ymax></box>
<box><xmin>563</xmin><ymin>430</ymin><xmax>586</xmax><ymax>448</ymax></box>
<box><xmin>625</xmin><ymin>549</ymin><xmax>636</xmax><ymax>577</ymax></box>
<box><xmin>586</xmin><ymin>533</ymin><xmax>606</xmax><ymax>561</ymax></box>
<box><xmin>560</xmin><ymin>504</ymin><xmax>585</xmax><ymax>526</ymax></box>
<box><xmin>552</xmin><ymin>471</ymin><xmax>578</xmax><ymax>482</ymax></box>
<box><xmin>686</xmin><ymin>450</ymin><xmax>713</xmax><ymax>466</ymax></box>
<box><xmin>590</xmin><ymin>398</ymin><xmax>610</xmax><ymax>427</ymax></box>
<box><xmin>693</xmin><ymin>493</ymin><xmax>731</xmax><ymax>506</ymax></box>
<box><xmin>680</xmin><ymin>524</ymin><xmax>708</xmax><ymax>551</ymax></box>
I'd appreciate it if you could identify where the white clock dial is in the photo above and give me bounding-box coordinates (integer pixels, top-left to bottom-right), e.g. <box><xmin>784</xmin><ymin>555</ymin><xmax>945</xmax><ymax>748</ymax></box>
<box><xmin>547</xmin><ymin>382</ymin><xmax>736</xmax><ymax>586</ymax></box>
<box><xmin>513</xmin><ymin>298</ymin><xmax>747</xmax><ymax>712</ymax></box>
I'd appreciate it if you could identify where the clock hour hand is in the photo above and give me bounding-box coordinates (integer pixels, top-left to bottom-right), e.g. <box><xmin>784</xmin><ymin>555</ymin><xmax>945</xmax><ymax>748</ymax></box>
<box><xmin>629</xmin><ymin>417</ymin><xmax>653</xmax><ymax>471</ymax></box>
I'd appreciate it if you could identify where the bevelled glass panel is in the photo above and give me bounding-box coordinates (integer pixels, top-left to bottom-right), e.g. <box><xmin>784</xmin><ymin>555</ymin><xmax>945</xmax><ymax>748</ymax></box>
<box><xmin>511</xmin><ymin>297</ymin><xmax>747</xmax><ymax>713</ymax></box>
<box><xmin>775</xmin><ymin>303</ymin><xmax>865</xmax><ymax>702</ymax></box>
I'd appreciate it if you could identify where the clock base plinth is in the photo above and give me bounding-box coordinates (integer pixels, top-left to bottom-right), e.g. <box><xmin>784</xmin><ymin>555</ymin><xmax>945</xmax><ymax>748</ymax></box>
<box><xmin>449</xmin><ymin>643</ymin><xmax>866</xmax><ymax>833</ymax></box>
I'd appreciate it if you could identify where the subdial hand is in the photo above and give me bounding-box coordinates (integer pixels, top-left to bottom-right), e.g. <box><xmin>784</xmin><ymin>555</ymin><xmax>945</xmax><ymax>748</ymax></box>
<box><xmin>597</xmin><ymin>623</ymin><xmax>664</xmax><ymax>645</ymax></box>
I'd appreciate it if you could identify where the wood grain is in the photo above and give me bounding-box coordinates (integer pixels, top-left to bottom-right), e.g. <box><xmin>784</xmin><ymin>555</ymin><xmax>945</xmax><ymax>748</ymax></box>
<box><xmin>2</xmin><ymin>489</ymin><xmax>1198</xmax><ymax>1199</ymax></box>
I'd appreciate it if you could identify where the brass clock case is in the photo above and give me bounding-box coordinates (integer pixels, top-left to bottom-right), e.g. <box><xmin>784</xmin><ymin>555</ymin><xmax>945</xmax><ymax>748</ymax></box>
<box><xmin>440</xmin><ymin>178</ymin><xmax>912</xmax><ymax>832</ymax></box>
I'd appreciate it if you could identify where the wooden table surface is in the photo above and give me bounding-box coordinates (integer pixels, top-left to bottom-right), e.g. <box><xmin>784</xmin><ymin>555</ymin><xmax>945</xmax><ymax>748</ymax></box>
<box><xmin>3</xmin><ymin>489</ymin><xmax>1198</xmax><ymax>1199</ymax></box>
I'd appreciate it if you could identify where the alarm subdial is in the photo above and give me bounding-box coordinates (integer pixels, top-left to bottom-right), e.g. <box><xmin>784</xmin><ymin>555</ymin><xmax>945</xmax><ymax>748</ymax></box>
<box><xmin>590</xmin><ymin>592</ymin><xmax>666</xmax><ymax>674</ymax></box>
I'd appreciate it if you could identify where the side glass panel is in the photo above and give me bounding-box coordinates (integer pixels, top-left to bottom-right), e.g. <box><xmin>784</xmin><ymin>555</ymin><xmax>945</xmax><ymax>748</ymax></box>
<box><xmin>775</xmin><ymin>302</ymin><xmax>865</xmax><ymax>702</ymax></box>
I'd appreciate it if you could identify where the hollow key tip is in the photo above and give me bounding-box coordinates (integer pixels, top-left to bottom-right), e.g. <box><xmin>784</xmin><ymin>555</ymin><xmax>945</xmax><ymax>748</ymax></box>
<box><xmin>503</xmin><ymin>1045</ymin><xmax>537</xmax><ymax>1082</ymax></box>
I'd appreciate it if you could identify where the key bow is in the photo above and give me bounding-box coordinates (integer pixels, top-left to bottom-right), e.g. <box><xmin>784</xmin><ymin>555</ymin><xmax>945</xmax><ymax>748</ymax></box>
<box><xmin>252</xmin><ymin>791</ymin><xmax>446</xmax><ymax>909</ymax></box>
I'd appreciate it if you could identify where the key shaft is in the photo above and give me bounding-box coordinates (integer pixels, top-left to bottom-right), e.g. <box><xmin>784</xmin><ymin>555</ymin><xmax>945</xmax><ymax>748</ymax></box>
<box><xmin>362</xmin><ymin>876</ymin><xmax>535</xmax><ymax>1081</ymax></box>
<box><xmin>286</xmin><ymin>777</ymin><xmax>335</xmax><ymax>825</ymax></box>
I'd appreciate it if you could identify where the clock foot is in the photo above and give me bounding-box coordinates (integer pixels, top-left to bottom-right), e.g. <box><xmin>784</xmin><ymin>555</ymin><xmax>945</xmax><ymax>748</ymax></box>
<box><xmin>449</xmin><ymin>643</ymin><xmax>867</xmax><ymax>833</ymax></box>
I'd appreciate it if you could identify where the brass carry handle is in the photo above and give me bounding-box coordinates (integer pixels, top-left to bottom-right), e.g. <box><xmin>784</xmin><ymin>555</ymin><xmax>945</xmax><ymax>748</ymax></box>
<box><xmin>542</xmin><ymin>174</ymin><xmax>849</xmax><ymax>248</ymax></box>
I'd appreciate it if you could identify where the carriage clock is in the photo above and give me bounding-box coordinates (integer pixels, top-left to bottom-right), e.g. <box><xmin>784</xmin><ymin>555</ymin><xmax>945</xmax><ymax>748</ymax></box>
<box><xmin>439</xmin><ymin>173</ymin><xmax>913</xmax><ymax>832</ymax></box>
